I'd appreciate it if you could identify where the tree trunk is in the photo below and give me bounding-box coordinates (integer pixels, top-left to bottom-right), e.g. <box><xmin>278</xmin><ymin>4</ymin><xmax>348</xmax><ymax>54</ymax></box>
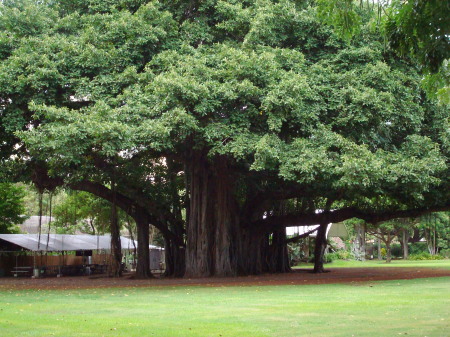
<box><xmin>164</xmin><ymin>237</ymin><xmax>185</xmax><ymax>278</ymax></box>
<box><xmin>135</xmin><ymin>216</ymin><xmax>152</xmax><ymax>279</ymax></box>
<box><xmin>385</xmin><ymin>243</ymin><xmax>392</xmax><ymax>263</ymax></box>
<box><xmin>353</xmin><ymin>223</ymin><xmax>366</xmax><ymax>261</ymax></box>
<box><xmin>402</xmin><ymin>229</ymin><xmax>409</xmax><ymax>260</ymax></box>
<box><xmin>213</xmin><ymin>158</ymin><xmax>239</xmax><ymax>276</ymax></box>
<box><xmin>108</xmin><ymin>168</ymin><xmax>122</xmax><ymax>277</ymax></box>
<box><xmin>185</xmin><ymin>152</ymin><xmax>215</xmax><ymax>277</ymax></box>
<box><xmin>377</xmin><ymin>237</ymin><xmax>382</xmax><ymax>260</ymax></box>
<box><xmin>236</xmin><ymin>228</ymin><xmax>268</xmax><ymax>275</ymax></box>
<box><xmin>267</xmin><ymin>228</ymin><xmax>291</xmax><ymax>273</ymax></box>
<box><xmin>109</xmin><ymin>199</ymin><xmax>122</xmax><ymax>277</ymax></box>
<box><xmin>313</xmin><ymin>223</ymin><xmax>328</xmax><ymax>273</ymax></box>
<box><xmin>184</xmin><ymin>153</ymin><xmax>239</xmax><ymax>277</ymax></box>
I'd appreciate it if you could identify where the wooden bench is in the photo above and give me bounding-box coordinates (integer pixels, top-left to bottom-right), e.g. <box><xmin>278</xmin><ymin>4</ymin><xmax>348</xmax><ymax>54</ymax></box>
<box><xmin>11</xmin><ymin>267</ymin><xmax>33</xmax><ymax>277</ymax></box>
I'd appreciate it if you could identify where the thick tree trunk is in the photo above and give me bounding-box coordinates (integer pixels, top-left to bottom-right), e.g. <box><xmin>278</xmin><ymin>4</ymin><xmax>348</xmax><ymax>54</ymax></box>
<box><xmin>267</xmin><ymin>228</ymin><xmax>291</xmax><ymax>273</ymax></box>
<box><xmin>185</xmin><ymin>153</ymin><xmax>239</xmax><ymax>277</ymax></box>
<box><xmin>236</xmin><ymin>228</ymin><xmax>268</xmax><ymax>275</ymax></box>
<box><xmin>164</xmin><ymin>237</ymin><xmax>185</xmax><ymax>278</ymax></box>
<box><xmin>135</xmin><ymin>217</ymin><xmax>152</xmax><ymax>279</ymax></box>
<box><xmin>213</xmin><ymin>159</ymin><xmax>239</xmax><ymax>276</ymax></box>
<box><xmin>185</xmin><ymin>153</ymin><xmax>215</xmax><ymax>277</ymax></box>
<box><xmin>313</xmin><ymin>223</ymin><xmax>328</xmax><ymax>273</ymax></box>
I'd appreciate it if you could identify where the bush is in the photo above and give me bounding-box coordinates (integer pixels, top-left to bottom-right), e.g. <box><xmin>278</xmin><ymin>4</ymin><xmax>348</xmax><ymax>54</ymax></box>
<box><xmin>409</xmin><ymin>252</ymin><xmax>444</xmax><ymax>260</ymax></box>
<box><xmin>324</xmin><ymin>250</ymin><xmax>353</xmax><ymax>263</ymax></box>
<box><xmin>439</xmin><ymin>249</ymin><xmax>450</xmax><ymax>258</ymax></box>
<box><xmin>408</xmin><ymin>242</ymin><xmax>429</xmax><ymax>255</ymax></box>
<box><xmin>390</xmin><ymin>244</ymin><xmax>402</xmax><ymax>257</ymax></box>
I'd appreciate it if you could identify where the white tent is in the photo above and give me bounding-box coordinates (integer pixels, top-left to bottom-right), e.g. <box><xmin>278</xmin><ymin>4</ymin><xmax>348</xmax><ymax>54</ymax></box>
<box><xmin>0</xmin><ymin>234</ymin><xmax>140</xmax><ymax>252</ymax></box>
<box><xmin>285</xmin><ymin>223</ymin><xmax>349</xmax><ymax>239</ymax></box>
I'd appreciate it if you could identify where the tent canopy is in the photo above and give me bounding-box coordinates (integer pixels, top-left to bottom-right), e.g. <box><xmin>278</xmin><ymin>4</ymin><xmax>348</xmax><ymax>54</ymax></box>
<box><xmin>285</xmin><ymin>223</ymin><xmax>349</xmax><ymax>239</ymax></box>
<box><xmin>0</xmin><ymin>234</ymin><xmax>160</xmax><ymax>252</ymax></box>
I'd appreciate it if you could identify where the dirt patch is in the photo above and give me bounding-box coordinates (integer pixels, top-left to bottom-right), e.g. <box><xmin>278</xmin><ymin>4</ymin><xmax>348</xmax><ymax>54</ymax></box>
<box><xmin>0</xmin><ymin>267</ymin><xmax>449</xmax><ymax>290</ymax></box>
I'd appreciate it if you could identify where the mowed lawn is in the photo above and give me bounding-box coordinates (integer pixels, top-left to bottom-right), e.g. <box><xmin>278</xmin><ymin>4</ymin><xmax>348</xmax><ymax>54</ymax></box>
<box><xmin>1</xmin><ymin>265</ymin><xmax>449</xmax><ymax>336</ymax></box>
<box><xmin>296</xmin><ymin>259</ymin><xmax>450</xmax><ymax>270</ymax></box>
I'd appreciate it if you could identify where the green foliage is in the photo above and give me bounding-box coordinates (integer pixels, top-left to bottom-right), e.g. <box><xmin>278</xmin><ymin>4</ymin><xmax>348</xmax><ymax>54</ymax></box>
<box><xmin>316</xmin><ymin>0</ymin><xmax>450</xmax><ymax>103</ymax></box>
<box><xmin>0</xmin><ymin>183</ymin><xmax>27</xmax><ymax>233</ymax></box>
<box><xmin>325</xmin><ymin>250</ymin><xmax>353</xmax><ymax>262</ymax></box>
<box><xmin>386</xmin><ymin>0</ymin><xmax>449</xmax><ymax>74</ymax></box>
<box><xmin>440</xmin><ymin>249</ymin><xmax>450</xmax><ymax>259</ymax></box>
<box><xmin>409</xmin><ymin>252</ymin><xmax>444</xmax><ymax>261</ymax></box>
<box><xmin>52</xmin><ymin>190</ymin><xmax>125</xmax><ymax>235</ymax></box>
<box><xmin>408</xmin><ymin>242</ymin><xmax>428</xmax><ymax>255</ymax></box>
<box><xmin>418</xmin><ymin>212</ymin><xmax>450</xmax><ymax>254</ymax></box>
<box><xmin>316</xmin><ymin>0</ymin><xmax>361</xmax><ymax>40</ymax></box>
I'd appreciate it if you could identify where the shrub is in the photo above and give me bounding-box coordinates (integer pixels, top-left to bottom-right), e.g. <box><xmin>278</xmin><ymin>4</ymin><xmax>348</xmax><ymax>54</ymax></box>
<box><xmin>324</xmin><ymin>250</ymin><xmax>353</xmax><ymax>263</ymax></box>
<box><xmin>408</xmin><ymin>242</ymin><xmax>429</xmax><ymax>255</ymax></box>
<box><xmin>439</xmin><ymin>249</ymin><xmax>450</xmax><ymax>258</ymax></box>
<box><xmin>391</xmin><ymin>244</ymin><xmax>402</xmax><ymax>257</ymax></box>
<box><xmin>409</xmin><ymin>252</ymin><xmax>444</xmax><ymax>260</ymax></box>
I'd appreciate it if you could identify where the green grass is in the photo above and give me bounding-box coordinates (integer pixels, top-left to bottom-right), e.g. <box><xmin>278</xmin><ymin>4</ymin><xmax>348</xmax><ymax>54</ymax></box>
<box><xmin>1</xmin><ymin>276</ymin><xmax>449</xmax><ymax>336</ymax></box>
<box><xmin>295</xmin><ymin>258</ymin><xmax>450</xmax><ymax>270</ymax></box>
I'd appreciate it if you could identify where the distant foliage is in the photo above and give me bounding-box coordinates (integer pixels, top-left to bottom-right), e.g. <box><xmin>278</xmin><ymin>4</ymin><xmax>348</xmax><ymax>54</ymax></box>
<box><xmin>409</xmin><ymin>252</ymin><xmax>444</xmax><ymax>261</ymax></box>
<box><xmin>0</xmin><ymin>183</ymin><xmax>27</xmax><ymax>233</ymax></box>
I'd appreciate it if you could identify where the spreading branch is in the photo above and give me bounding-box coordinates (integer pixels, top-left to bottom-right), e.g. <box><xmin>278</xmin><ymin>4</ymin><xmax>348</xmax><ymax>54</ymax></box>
<box><xmin>285</xmin><ymin>227</ymin><xmax>318</xmax><ymax>244</ymax></box>
<box><xmin>252</xmin><ymin>204</ymin><xmax>450</xmax><ymax>231</ymax></box>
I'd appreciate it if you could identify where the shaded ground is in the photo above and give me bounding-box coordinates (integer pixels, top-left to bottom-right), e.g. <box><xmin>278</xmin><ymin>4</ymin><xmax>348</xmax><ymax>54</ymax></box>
<box><xmin>1</xmin><ymin>266</ymin><xmax>449</xmax><ymax>290</ymax></box>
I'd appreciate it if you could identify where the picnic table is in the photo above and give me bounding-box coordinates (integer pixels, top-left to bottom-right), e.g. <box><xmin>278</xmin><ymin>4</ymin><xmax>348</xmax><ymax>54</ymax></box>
<box><xmin>11</xmin><ymin>266</ymin><xmax>33</xmax><ymax>277</ymax></box>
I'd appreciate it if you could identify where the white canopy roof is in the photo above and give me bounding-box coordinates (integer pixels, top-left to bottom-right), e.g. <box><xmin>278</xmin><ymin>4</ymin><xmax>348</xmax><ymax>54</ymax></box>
<box><xmin>285</xmin><ymin>223</ymin><xmax>349</xmax><ymax>239</ymax></box>
<box><xmin>0</xmin><ymin>234</ymin><xmax>161</xmax><ymax>252</ymax></box>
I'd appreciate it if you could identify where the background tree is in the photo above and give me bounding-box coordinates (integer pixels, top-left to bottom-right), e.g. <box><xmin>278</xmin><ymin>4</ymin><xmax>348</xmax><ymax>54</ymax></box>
<box><xmin>417</xmin><ymin>212</ymin><xmax>450</xmax><ymax>255</ymax></box>
<box><xmin>0</xmin><ymin>183</ymin><xmax>27</xmax><ymax>233</ymax></box>
<box><xmin>52</xmin><ymin>191</ymin><xmax>117</xmax><ymax>234</ymax></box>
<box><xmin>366</xmin><ymin>219</ymin><xmax>415</xmax><ymax>263</ymax></box>
<box><xmin>317</xmin><ymin>0</ymin><xmax>450</xmax><ymax>103</ymax></box>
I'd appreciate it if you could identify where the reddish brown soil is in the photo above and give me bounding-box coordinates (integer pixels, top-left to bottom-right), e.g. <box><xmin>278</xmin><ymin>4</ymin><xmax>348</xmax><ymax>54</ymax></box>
<box><xmin>1</xmin><ymin>267</ymin><xmax>449</xmax><ymax>290</ymax></box>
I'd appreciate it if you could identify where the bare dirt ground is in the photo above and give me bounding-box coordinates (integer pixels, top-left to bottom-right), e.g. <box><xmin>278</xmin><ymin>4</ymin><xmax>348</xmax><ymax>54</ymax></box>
<box><xmin>1</xmin><ymin>266</ymin><xmax>449</xmax><ymax>290</ymax></box>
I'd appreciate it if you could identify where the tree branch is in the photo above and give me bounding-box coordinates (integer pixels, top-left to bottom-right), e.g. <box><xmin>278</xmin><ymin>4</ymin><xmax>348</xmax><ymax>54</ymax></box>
<box><xmin>252</xmin><ymin>204</ymin><xmax>450</xmax><ymax>231</ymax></box>
<box><xmin>285</xmin><ymin>227</ymin><xmax>318</xmax><ymax>244</ymax></box>
<box><xmin>70</xmin><ymin>180</ymin><xmax>184</xmax><ymax>246</ymax></box>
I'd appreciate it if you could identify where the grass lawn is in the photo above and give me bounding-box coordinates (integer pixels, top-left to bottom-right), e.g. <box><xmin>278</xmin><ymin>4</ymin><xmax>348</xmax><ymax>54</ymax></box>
<box><xmin>296</xmin><ymin>259</ymin><xmax>450</xmax><ymax>270</ymax></box>
<box><xmin>1</xmin><ymin>275</ymin><xmax>449</xmax><ymax>336</ymax></box>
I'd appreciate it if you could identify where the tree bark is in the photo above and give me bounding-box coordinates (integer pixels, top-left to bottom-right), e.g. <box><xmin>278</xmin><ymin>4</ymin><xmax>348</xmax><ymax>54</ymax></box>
<box><xmin>236</xmin><ymin>228</ymin><xmax>268</xmax><ymax>275</ymax></box>
<box><xmin>135</xmin><ymin>215</ymin><xmax>152</xmax><ymax>278</ymax></box>
<box><xmin>184</xmin><ymin>152</ymin><xmax>215</xmax><ymax>277</ymax></box>
<box><xmin>185</xmin><ymin>153</ymin><xmax>247</xmax><ymax>277</ymax></box>
<box><xmin>402</xmin><ymin>229</ymin><xmax>409</xmax><ymax>260</ymax></box>
<box><xmin>377</xmin><ymin>237</ymin><xmax>382</xmax><ymax>260</ymax></box>
<box><xmin>108</xmin><ymin>168</ymin><xmax>123</xmax><ymax>277</ymax></box>
<box><xmin>385</xmin><ymin>242</ymin><xmax>392</xmax><ymax>263</ymax></box>
<box><xmin>109</xmin><ymin>197</ymin><xmax>122</xmax><ymax>277</ymax></box>
<box><xmin>164</xmin><ymin>237</ymin><xmax>185</xmax><ymax>278</ymax></box>
<box><xmin>267</xmin><ymin>228</ymin><xmax>291</xmax><ymax>273</ymax></box>
<box><xmin>313</xmin><ymin>223</ymin><xmax>328</xmax><ymax>273</ymax></box>
<box><xmin>353</xmin><ymin>223</ymin><xmax>366</xmax><ymax>261</ymax></box>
